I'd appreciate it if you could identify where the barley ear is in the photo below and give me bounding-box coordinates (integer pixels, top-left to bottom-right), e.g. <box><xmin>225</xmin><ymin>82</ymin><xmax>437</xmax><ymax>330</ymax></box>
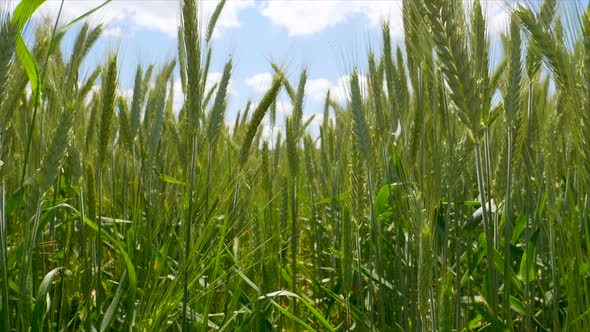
<box><xmin>286</xmin><ymin>118</ymin><xmax>298</xmax><ymax>176</ymax></box>
<box><xmin>207</xmin><ymin>58</ymin><xmax>232</xmax><ymax>149</ymax></box>
<box><xmin>583</xmin><ymin>4</ymin><xmax>590</xmax><ymax>176</ymax></box>
<box><xmin>129</xmin><ymin>65</ymin><xmax>144</xmax><ymax>140</ymax></box>
<box><xmin>350</xmin><ymin>69</ymin><xmax>370</xmax><ymax>160</ymax></box>
<box><xmin>118</xmin><ymin>98</ymin><xmax>132</xmax><ymax>153</ymax></box>
<box><xmin>206</xmin><ymin>0</ymin><xmax>226</xmax><ymax>43</ymax></box>
<box><xmin>292</xmin><ymin>69</ymin><xmax>307</xmax><ymax>129</ymax></box>
<box><xmin>0</xmin><ymin>19</ymin><xmax>17</xmax><ymax>93</ymax></box>
<box><xmin>98</xmin><ymin>56</ymin><xmax>118</xmax><ymax>168</ymax></box>
<box><xmin>38</xmin><ymin>110</ymin><xmax>74</xmax><ymax>195</ymax></box>
<box><xmin>239</xmin><ymin>75</ymin><xmax>282</xmax><ymax>167</ymax></box>
<box><xmin>505</xmin><ymin>13</ymin><xmax>522</xmax><ymax>127</ymax></box>
<box><xmin>181</xmin><ymin>0</ymin><xmax>202</xmax><ymax>134</ymax></box>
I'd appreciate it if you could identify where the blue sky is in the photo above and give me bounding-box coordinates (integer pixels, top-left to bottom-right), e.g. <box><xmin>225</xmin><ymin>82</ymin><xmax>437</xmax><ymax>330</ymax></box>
<box><xmin>29</xmin><ymin>0</ymin><xmax>517</xmax><ymax>139</ymax></box>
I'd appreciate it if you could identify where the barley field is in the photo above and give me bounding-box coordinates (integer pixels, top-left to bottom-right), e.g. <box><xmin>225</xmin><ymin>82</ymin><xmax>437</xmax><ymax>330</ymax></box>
<box><xmin>1</xmin><ymin>0</ymin><xmax>590</xmax><ymax>330</ymax></box>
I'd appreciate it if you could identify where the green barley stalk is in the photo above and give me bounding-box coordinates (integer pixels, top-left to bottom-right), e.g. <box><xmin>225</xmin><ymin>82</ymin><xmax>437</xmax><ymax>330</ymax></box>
<box><xmin>0</xmin><ymin>180</ymin><xmax>7</xmax><ymax>331</ymax></box>
<box><xmin>583</xmin><ymin>4</ymin><xmax>590</xmax><ymax>181</ymax></box>
<box><xmin>96</xmin><ymin>55</ymin><xmax>117</xmax><ymax>319</ymax></box>
<box><xmin>201</xmin><ymin>57</ymin><xmax>232</xmax><ymax>332</ymax></box>
<box><xmin>350</xmin><ymin>69</ymin><xmax>386</xmax><ymax>326</ymax></box>
<box><xmin>503</xmin><ymin>13</ymin><xmax>522</xmax><ymax>325</ymax></box>
<box><xmin>180</xmin><ymin>2</ymin><xmax>201</xmax><ymax>328</ymax></box>
<box><xmin>426</xmin><ymin>0</ymin><xmax>498</xmax><ymax>317</ymax></box>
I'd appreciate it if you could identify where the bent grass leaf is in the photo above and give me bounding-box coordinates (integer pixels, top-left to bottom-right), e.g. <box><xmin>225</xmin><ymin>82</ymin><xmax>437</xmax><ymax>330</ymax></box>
<box><xmin>32</xmin><ymin>267</ymin><xmax>62</xmax><ymax>330</ymax></box>
<box><xmin>100</xmin><ymin>271</ymin><xmax>127</xmax><ymax>332</ymax></box>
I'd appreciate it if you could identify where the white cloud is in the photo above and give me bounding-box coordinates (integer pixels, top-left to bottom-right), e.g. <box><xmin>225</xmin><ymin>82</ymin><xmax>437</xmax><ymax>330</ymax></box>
<box><xmin>306</xmin><ymin>78</ymin><xmax>332</xmax><ymax>102</ymax></box>
<box><xmin>275</xmin><ymin>98</ymin><xmax>293</xmax><ymax>116</ymax></box>
<box><xmin>485</xmin><ymin>2</ymin><xmax>512</xmax><ymax>37</ymax></box>
<box><xmin>260</xmin><ymin>0</ymin><xmax>516</xmax><ymax>40</ymax></box>
<box><xmin>305</xmin><ymin>74</ymin><xmax>367</xmax><ymax>104</ymax></box>
<box><xmin>260</xmin><ymin>0</ymin><xmax>402</xmax><ymax>37</ymax></box>
<box><xmin>172</xmin><ymin>79</ymin><xmax>184</xmax><ymax>113</ymax></box>
<box><xmin>36</xmin><ymin>0</ymin><xmax>254</xmax><ymax>38</ymax></box>
<box><xmin>119</xmin><ymin>87</ymin><xmax>133</xmax><ymax>101</ymax></box>
<box><xmin>245</xmin><ymin>72</ymin><xmax>273</xmax><ymax>93</ymax></box>
<box><xmin>103</xmin><ymin>26</ymin><xmax>123</xmax><ymax>38</ymax></box>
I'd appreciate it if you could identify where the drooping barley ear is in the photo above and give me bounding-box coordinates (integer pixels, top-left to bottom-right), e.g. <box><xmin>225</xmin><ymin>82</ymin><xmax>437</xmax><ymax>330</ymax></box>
<box><xmin>425</xmin><ymin>0</ymin><xmax>478</xmax><ymax>138</ymax></box>
<box><xmin>38</xmin><ymin>110</ymin><xmax>74</xmax><ymax>195</ymax></box>
<box><xmin>350</xmin><ymin>69</ymin><xmax>370</xmax><ymax>160</ymax></box>
<box><xmin>239</xmin><ymin>75</ymin><xmax>282</xmax><ymax>167</ymax></box>
<box><xmin>78</xmin><ymin>65</ymin><xmax>101</xmax><ymax>101</ymax></box>
<box><xmin>66</xmin><ymin>23</ymin><xmax>89</xmax><ymax>93</ymax></box>
<box><xmin>82</xmin><ymin>24</ymin><xmax>104</xmax><ymax>59</ymax></box>
<box><xmin>98</xmin><ymin>55</ymin><xmax>118</xmax><ymax>168</ymax></box>
<box><xmin>207</xmin><ymin>58</ymin><xmax>232</xmax><ymax>149</ymax></box>
<box><xmin>539</xmin><ymin>0</ymin><xmax>557</xmax><ymax>27</ymax></box>
<box><xmin>519</xmin><ymin>6</ymin><xmax>575</xmax><ymax>101</ymax></box>
<box><xmin>181</xmin><ymin>0</ymin><xmax>202</xmax><ymax>135</ymax></box>
<box><xmin>272</xmin><ymin>63</ymin><xmax>295</xmax><ymax>101</ymax></box>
